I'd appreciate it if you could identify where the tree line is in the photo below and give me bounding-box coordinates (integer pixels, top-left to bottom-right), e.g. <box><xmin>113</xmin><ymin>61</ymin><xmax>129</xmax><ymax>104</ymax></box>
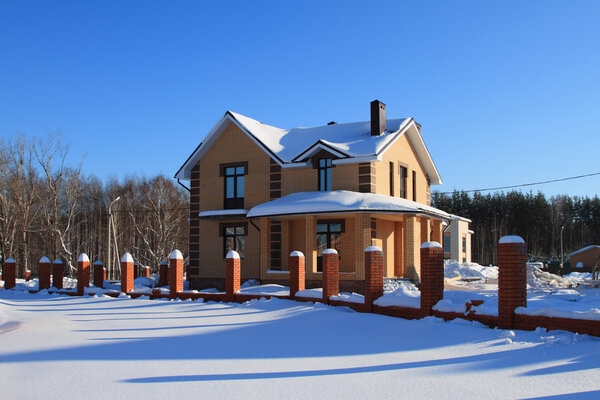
<box><xmin>432</xmin><ymin>190</ymin><xmax>600</xmax><ymax>265</ymax></box>
<box><xmin>0</xmin><ymin>135</ymin><xmax>189</xmax><ymax>279</ymax></box>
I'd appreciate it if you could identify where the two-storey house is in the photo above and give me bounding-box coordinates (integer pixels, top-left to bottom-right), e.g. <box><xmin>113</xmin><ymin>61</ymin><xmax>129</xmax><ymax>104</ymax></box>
<box><xmin>176</xmin><ymin>100</ymin><xmax>471</xmax><ymax>292</ymax></box>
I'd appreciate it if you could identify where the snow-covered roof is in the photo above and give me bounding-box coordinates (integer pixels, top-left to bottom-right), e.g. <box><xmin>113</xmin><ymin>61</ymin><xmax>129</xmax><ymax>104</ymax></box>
<box><xmin>246</xmin><ymin>190</ymin><xmax>452</xmax><ymax>220</ymax></box>
<box><xmin>176</xmin><ymin>111</ymin><xmax>442</xmax><ymax>185</ymax></box>
<box><xmin>567</xmin><ymin>245</ymin><xmax>600</xmax><ymax>258</ymax></box>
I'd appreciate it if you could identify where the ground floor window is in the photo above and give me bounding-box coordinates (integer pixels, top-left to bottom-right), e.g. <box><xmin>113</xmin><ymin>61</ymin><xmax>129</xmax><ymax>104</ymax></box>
<box><xmin>220</xmin><ymin>223</ymin><xmax>247</xmax><ymax>259</ymax></box>
<box><xmin>316</xmin><ymin>220</ymin><xmax>343</xmax><ymax>272</ymax></box>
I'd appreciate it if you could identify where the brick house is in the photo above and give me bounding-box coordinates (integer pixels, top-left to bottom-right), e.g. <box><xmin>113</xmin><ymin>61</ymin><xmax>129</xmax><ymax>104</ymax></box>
<box><xmin>176</xmin><ymin>100</ymin><xmax>469</xmax><ymax>291</ymax></box>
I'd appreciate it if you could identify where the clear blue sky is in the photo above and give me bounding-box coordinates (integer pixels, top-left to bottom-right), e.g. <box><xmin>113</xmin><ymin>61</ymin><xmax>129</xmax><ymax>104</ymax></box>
<box><xmin>1</xmin><ymin>0</ymin><xmax>599</xmax><ymax>197</ymax></box>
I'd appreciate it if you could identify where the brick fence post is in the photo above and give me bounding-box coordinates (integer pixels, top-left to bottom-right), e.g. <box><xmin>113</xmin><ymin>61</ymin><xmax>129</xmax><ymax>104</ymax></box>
<box><xmin>38</xmin><ymin>257</ymin><xmax>51</xmax><ymax>290</ymax></box>
<box><xmin>420</xmin><ymin>241</ymin><xmax>444</xmax><ymax>316</ymax></box>
<box><xmin>159</xmin><ymin>260</ymin><xmax>168</xmax><ymax>287</ymax></box>
<box><xmin>364</xmin><ymin>246</ymin><xmax>384</xmax><ymax>310</ymax></box>
<box><xmin>77</xmin><ymin>253</ymin><xmax>90</xmax><ymax>296</ymax></box>
<box><xmin>289</xmin><ymin>251</ymin><xmax>305</xmax><ymax>299</ymax></box>
<box><xmin>225</xmin><ymin>250</ymin><xmax>240</xmax><ymax>302</ymax></box>
<box><xmin>498</xmin><ymin>235</ymin><xmax>527</xmax><ymax>329</ymax></box>
<box><xmin>322</xmin><ymin>249</ymin><xmax>339</xmax><ymax>302</ymax></box>
<box><xmin>142</xmin><ymin>266</ymin><xmax>150</xmax><ymax>278</ymax></box>
<box><xmin>93</xmin><ymin>261</ymin><xmax>104</xmax><ymax>288</ymax></box>
<box><xmin>169</xmin><ymin>250</ymin><xmax>183</xmax><ymax>299</ymax></box>
<box><xmin>52</xmin><ymin>259</ymin><xmax>64</xmax><ymax>289</ymax></box>
<box><xmin>25</xmin><ymin>270</ymin><xmax>31</xmax><ymax>282</ymax></box>
<box><xmin>3</xmin><ymin>258</ymin><xmax>16</xmax><ymax>289</ymax></box>
<box><xmin>121</xmin><ymin>253</ymin><xmax>134</xmax><ymax>294</ymax></box>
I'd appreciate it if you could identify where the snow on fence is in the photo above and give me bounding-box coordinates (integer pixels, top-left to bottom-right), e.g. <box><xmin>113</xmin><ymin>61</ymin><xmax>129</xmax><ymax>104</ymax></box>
<box><xmin>2</xmin><ymin>240</ymin><xmax>600</xmax><ymax>337</ymax></box>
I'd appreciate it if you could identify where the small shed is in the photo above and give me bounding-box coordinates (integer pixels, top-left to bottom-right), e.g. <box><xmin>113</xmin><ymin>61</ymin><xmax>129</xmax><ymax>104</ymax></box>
<box><xmin>567</xmin><ymin>245</ymin><xmax>600</xmax><ymax>271</ymax></box>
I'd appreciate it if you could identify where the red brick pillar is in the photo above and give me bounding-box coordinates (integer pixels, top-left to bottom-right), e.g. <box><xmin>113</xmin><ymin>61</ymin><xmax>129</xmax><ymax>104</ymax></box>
<box><xmin>121</xmin><ymin>253</ymin><xmax>134</xmax><ymax>294</ymax></box>
<box><xmin>77</xmin><ymin>253</ymin><xmax>90</xmax><ymax>296</ymax></box>
<box><xmin>420</xmin><ymin>242</ymin><xmax>444</xmax><ymax>316</ymax></box>
<box><xmin>225</xmin><ymin>250</ymin><xmax>240</xmax><ymax>302</ymax></box>
<box><xmin>25</xmin><ymin>270</ymin><xmax>31</xmax><ymax>282</ymax></box>
<box><xmin>3</xmin><ymin>258</ymin><xmax>16</xmax><ymax>289</ymax></box>
<box><xmin>159</xmin><ymin>260</ymin><xmax>168</xmax><ymax>287</ymax></box>
<box><xmin>322</xmin><ymin>249</ymin><xmax>339</xmax><ymax>302</ymax></box>
<box><xmin>289</xmin><ymin>251</ymin><xmax>305</xmax><ymax>299</ymax></box>
<box><xmin>169</xmin><ymin>250</ymin><xmax>183</xmax><ymax>299</ymax></box>
<box><xmin>52</xmin><ymin>259</ymin><xmax>63</xmax><ymax>289</ymax></box>
<box><xmin>364</xmin><ymin>246</ymin><xmax>384</xmax><ymax>309</ymax></box>
<box><xmin>93</xmin><ymin>261</ymin><xmax>104</xmax><ymax>288</ymax></box>
<box><xmin>103</xmin><ymin>267</ymin><xmax>107</xmax><ymax>282</ymax></box>
<box><xmin>38</xmin><ymin>257</ymin><xmax>51</xmax><ymax>290</ymax></box>
<box><xmin>498</xmin><ymin>236</ymin><xmax>527</xmax><ymax>329</ymax></box>
<box><xmin>142</xmin><ymin>266</ymin><xmax>150</xmax><ymax>278</ymax></box>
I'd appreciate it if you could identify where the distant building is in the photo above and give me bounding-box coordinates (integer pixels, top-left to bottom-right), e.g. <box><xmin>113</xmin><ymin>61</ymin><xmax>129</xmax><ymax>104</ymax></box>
<box><xmin>442</xmin><ymin>216</ymin><xmax>473</xmax><ymax>263</ymax></box>
<box><xmin>567</xmin><ymin>245</ymin><xmax>600</xmax><ymax>271</ymax></box>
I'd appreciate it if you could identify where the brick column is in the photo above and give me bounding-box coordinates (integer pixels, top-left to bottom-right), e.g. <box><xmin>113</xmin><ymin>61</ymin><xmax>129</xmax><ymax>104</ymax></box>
<box><xmin>3</xmin><ymin>258</ymin><xmax>16</xmax><ymax>289</ymax></box>
<box><xmin>322</xmin><ymin>249</ymin><xmax>339</xmax><ymax>302</ymax></box>
<box><xmin>420</xmin><ymin>242</ymin><xmax>444</xmax><ymax>316</ymax></box>
<box><xmin>142</xmin><ymin>266</ymin><xmax>150</xmax><ymax>278</ymax></box>
<box><xmin>498</xmin><ymin>236</ymin><xmax>527</xmax><ymax>329</ymax></box>
<box><xmin>52</xmin><ymin>259</ymin><xmax>63</xmax><ymax>289</ymax></box>
<box><xmin>289</xmin><ymin>251</ymin><xmax>305</xmax><ymax>299</ymax></box>
<box><xmin>77</xmin><ymin>253</ymin><xmax>90</xmax><ymax>296</ymax></box>
<box><xmin>93</xmin><ymin>261</ymin><xmax>104</xmax><ymax>288</ymax></box>
<box><xmin>432</xmin><ymin>220</ymin><xmax>442</xmax><ymax>244</ymax></box>
<box><xmin>225</xmin><ymin>250</ymin><xmax>240</xmax><ymax>302</ymax></box>
<box><xmin>364</xmin><ymin>246</ymin><xmax>384</xmax><ymax>309</ymax></box>
<box><xmin>169</xmin><ymin>249</ymin><xmax>183</xmax><ymax>299</ymax></box>
<box><xmin>25</xmin><ymin>270</ymin><xmax>31</xmax><ymax>281</ymax></box>
<box><xmin>121</xmin><ymin>253</ymin><xmax>134</xmax><ymax>294</ymax></box>
<box><xmin>38</xmin><ymin>257</ymin><xmax>51</xmax><ymax>290</ymax></box>
<box><xmin>159</xmin><ymin>260</ymin><xmax>168</xmax><ymax>286</ymax></box>
<box><xmin>103</xmin><ymin>267</ymin><xmax>107</xmax><ymax>282</ymax></box>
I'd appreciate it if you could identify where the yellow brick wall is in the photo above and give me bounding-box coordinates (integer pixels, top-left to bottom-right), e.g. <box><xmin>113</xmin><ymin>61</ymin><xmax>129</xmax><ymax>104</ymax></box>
<box><xmin>281</xmin><ymin>163</ymin><xmax>360</xmax><ymax>195</ymax></box>
<box><xmin>374</xmin><ymin>133</ymin><xmax>431</xmax><ymax>205</ymax></box>
<box><xmin>197</xmin><ymin>122</ymin><xmax>271</xmax><ymax>211</ymax></box>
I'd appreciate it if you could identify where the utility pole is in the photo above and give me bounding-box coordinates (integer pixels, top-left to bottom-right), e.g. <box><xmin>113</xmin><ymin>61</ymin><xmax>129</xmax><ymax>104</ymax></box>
<box><xmin>560</xmin><ymin>224</ymin><xmax>565</xmax><ymax>269</ymax></box>
<box><xmin>107</xmin><ymin>196</ymin><xmax>121</xmax><ymax>279</ymax></box>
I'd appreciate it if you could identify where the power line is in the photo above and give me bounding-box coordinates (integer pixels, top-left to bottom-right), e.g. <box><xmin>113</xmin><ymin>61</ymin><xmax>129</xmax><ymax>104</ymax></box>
<box><xmin>111</xmin><ymin>207</ymin><xmax>188</xmax><ymax>213</ymax></box>
<box><xmin>436</xmin><ymin>171</ymin><xmax>600</xmax><ymax>195</ymax></box>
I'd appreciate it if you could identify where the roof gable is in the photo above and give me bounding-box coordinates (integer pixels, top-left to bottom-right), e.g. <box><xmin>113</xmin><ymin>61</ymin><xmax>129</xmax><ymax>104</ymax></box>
<box><xmin>176</xmin><ymin>111</ymin><xmax>442</xmax><ymax>185</ymax></box>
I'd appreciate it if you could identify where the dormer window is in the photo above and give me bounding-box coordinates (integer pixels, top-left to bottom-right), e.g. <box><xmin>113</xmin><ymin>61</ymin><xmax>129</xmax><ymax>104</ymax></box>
<box><xmin>221</xmin><ymin>162</ymin><xmax>248</xmax><ymax>209</ymax></box>
<box><xmin>318</xmin><ymin>159</ymin><xmax>332</xmax><ymax>191</ymax></box>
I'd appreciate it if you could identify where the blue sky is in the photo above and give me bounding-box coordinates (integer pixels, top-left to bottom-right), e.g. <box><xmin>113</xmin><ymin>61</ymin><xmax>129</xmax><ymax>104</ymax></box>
<box><xmin>1</xmin><ymin>0</ymin><xmax>599</xmax><ymax>196</ymax></box>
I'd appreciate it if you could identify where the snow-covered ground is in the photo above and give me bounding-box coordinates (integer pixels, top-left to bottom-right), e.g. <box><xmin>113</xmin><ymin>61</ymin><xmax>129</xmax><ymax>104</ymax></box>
<box><xmin>1</xmin><ymin>290</ymin><xmax>599</xmax><ymax>399</ymax></box>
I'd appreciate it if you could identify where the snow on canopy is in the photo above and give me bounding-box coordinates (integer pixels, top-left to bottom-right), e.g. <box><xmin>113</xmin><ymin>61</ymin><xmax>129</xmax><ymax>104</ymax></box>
<box><xmin>247</xmin><ymin>190</ymin><xmax>451</xmax><ymax>219</ymax></box>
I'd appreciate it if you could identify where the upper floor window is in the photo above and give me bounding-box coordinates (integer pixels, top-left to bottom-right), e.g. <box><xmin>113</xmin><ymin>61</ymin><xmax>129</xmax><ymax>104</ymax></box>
<box><xmin>318</xmin><ymin>159</ymin><xmax>332</xmax><ymax>191</ymax></box>
<box><xmin>399</xmin><ymin>165</ymin><xmax>407</xmax><ymax>199</ymax></box>
<box><xmin>389</xmin><ymin>162</ymin><xmax>394</xmax><ymax>196</ymax></box>
<box><xmin>221</xmin><ymin>162</ymin><xmax>247</xmax><ymax>209</ymax></box>
<box><xmin>412</xmin><ymin>170</ymin><xmax>417</xmax><ymax>202</ymax></box>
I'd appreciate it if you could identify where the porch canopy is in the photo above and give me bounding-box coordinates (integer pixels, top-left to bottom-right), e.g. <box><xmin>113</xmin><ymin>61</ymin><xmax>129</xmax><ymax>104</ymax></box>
<box><xmin>247</xmin><ymin>190</ymin><xmax>451</xmax><ymax>220</ymax></box>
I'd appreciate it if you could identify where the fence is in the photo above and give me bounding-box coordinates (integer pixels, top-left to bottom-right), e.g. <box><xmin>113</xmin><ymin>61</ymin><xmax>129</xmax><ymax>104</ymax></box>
<box><xmin>2</xmin><ymin>236</ymin><xmax>599</xmax><ymax>336</ymax></box>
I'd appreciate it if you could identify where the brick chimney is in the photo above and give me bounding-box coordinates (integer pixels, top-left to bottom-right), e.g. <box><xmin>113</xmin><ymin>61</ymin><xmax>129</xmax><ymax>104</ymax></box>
<box><xmin>370</xmin><ymin>100</ymin><xmax>386</xmax><ymax>136</ymax></box>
